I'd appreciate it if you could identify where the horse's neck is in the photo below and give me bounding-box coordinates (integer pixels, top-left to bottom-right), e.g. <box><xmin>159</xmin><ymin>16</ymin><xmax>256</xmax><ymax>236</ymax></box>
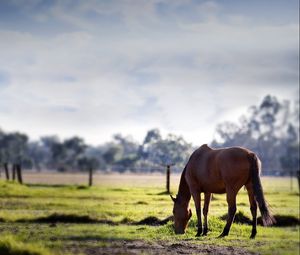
<box><xmin>177</xmin><ymin>167</ymin><xmax>191</xmax><ymax>205</ymax></box>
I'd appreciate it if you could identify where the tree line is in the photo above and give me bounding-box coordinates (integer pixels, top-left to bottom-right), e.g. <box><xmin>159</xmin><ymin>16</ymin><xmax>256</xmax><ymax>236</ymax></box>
<box><xmin>212</xmin><ymin>95</ymin><xmax>299</xmax><ymax>175</ymax></box>
<box><xmin>0</xmin><ymin>95</ymin><xmax>299</xmax><ymax>175</ymax></box>
<box><xmin>0</xmin><ymin>128</ymin><xmax>192</xmax><ymax>173</ymax></box>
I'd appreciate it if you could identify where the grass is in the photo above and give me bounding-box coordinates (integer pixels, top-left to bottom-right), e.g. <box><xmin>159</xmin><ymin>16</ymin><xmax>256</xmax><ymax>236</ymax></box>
<box><xmin>0</xmin><ymin>174</ymin><xmax>299</xmax><ymax>255</ymax></box>
<box><xmin>0</xmin><ymin>235</ymin><xmax>52</xmax><ymax>255</ymax></box>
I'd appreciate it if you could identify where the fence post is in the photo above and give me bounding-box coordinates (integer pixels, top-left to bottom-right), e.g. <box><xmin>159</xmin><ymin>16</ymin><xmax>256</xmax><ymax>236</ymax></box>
<box><xmin>166</xmin><ymin>165</ymin><xmax>171</xmax><ymax>194</ymax></box>
<box><xmin>88</xmin><ymin>168</ymin><xmax>93</xmax><ymax>187</ymax></box>
<box><xmin>297</xmin><ymin>170</ymin><xmax>300</xmax><ymax>192</ymax></box>
<box><xmin>290</xmin><ymin>171</ymin><xmax>293</xmax><ymax>191</ymax></box>
<box><xmin>12</xmin><ymin>164</ymin><xmax>16</xmax><ymax>180</ymax></box>
<box><xmin>4</xmin><ymin>163</ymin><xmax>9</xmax><ymax>180</ymax></box>
<box><xmin>16</xmin><ymin>164</ymin><xmax>23</xmax><ymax>184</ymax></box>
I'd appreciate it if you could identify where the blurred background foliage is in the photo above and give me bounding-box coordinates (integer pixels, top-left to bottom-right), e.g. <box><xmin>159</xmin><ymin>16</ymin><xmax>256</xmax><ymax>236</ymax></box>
<box><xmin>0</xmin><ymin>95</ymin><xmax>299</xmax><ymax>175</ymax></box>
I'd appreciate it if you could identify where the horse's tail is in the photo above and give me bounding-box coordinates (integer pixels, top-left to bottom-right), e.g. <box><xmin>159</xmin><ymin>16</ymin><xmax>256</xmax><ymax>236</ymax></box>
<box><xmin>248</xmin><ymin>153</ymin><xmax>276</xmax><ymax>226</ymax></box>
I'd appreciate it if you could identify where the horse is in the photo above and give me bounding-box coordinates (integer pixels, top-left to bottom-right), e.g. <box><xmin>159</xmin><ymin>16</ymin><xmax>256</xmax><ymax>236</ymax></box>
<box><xmin>171</xmin><ymin>144</ymin><xmax>275</xmax><ymax>238</ymax></box>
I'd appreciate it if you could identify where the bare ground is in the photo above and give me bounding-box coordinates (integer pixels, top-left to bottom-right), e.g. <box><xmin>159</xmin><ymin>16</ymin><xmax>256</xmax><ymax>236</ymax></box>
<box><xmin>65</xmin><ymin>240</ymin><xmax>259</xmax><ymax>255</ymax></box>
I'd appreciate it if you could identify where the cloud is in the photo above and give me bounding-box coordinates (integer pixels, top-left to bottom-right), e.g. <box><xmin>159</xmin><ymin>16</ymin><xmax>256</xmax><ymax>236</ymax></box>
<box><xmin>0</xmin><ymin>0</ymin><xmax>298</xmax><ymax>145</ymax></box>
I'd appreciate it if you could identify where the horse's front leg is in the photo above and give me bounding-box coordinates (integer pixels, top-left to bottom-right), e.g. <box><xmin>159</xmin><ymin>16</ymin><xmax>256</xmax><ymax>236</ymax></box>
<box><xmin>191</xmin><ymin>190</ymin><xmax>202</xmax><ymax>237</ymax></box>
<box><xmin>203</xmin><ymin>192</ymin><xmax>212</xmax><ymax>236</ymax></box>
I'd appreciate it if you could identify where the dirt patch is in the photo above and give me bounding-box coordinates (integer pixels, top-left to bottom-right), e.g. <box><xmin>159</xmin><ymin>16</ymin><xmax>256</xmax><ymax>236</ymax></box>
<box><xmin>65</xmin><ymin>240</ymin><xmax>259</xmax><ymax>255</ymax></box>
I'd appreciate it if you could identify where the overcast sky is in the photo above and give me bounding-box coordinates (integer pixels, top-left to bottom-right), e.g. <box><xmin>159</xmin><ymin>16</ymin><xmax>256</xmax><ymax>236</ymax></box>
<box><xmin>0</xmin><ymin>0</ymin><xmax>299</xmax><ymax>145</ymax></box>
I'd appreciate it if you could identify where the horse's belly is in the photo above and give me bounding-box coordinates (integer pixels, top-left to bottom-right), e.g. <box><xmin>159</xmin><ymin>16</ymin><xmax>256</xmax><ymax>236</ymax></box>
<box><xmin>201</xmin><ymin>181</ymin><xmax>226</xmax><ymax>194</ymax></box>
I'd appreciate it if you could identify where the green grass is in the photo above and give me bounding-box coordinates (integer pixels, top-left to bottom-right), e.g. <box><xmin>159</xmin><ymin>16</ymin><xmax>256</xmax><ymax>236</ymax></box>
<box><xmin>0</xmin><ymin>235</ymin><xmax>52</xmax><ymax>255</ymax></box>
<box><xmin>0</xmin><ymin>176</ymin><xmax>299</xmax><ymax>255</ymax></box>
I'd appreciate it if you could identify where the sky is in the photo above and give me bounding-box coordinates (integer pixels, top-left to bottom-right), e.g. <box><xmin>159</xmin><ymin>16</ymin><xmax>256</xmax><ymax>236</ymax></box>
<box><xmin>0</xmin><ymin>0</ymin><xmax>299</xmax><ymax>145</ymax></box>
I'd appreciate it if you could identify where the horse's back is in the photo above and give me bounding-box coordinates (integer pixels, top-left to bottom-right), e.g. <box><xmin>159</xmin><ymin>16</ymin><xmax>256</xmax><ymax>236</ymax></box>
<box><xmin>217</xmin><ymin>147</ymin><xmax>253</xmax><ymax>186</ymax></box>
<box><xmin>185</xmin><ymin>145</ymin><xmax>255</xmax><ymax>193</ymax></box>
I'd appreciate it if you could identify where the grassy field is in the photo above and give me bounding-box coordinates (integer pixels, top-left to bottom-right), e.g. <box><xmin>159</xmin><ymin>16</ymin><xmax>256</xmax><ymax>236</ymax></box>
<box><xmin>0</xmin><ymin>173</ymin><xmax>299</xmax><ymax>255</ymax></box>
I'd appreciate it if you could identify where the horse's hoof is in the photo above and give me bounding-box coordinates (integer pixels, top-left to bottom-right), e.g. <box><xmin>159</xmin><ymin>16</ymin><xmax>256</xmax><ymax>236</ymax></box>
<box><xmin>195</xmin><ymin>231</ymin><xmax>202</xmax><ymax>237</ymax></box>
<box><xmin>250</xmin><ymin>230</ymin><xmax>257</xmax><ymax>239</ymax></box>
<box><xmin>217</xmin><ymin>233</ymin><xmax>227</xmax><ymax>238</ymax></box>
<box><xmin>202</xmin><ymin>232</ymin><xmax>208</xmax><ymax>236</ymax></box>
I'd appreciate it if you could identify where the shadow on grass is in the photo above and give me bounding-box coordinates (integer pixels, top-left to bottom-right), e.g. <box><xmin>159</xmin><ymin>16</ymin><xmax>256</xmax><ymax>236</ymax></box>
<box><xmin>220</xmin><ymin>211</ymin><xmax>300</xmax><ymax>227</ymax></box>
<box><xmin>64</xmin><ymin>235</ymin><xmax>131</xmax><ymax>242</ymax></box>
<box><xmin>13</xmin><ymin>213</ymin><xmax>173</xmax><ymax>226</ymax></box>
<box><xmin>26</xmin><ymin>183</ymin><xmax>73</xmax><ymax>188</ymax></box>
<box><xmin>1</xmin><ymin>194</ymin><xmax>106</xmax><ymax>201</ymax></box>
<box><xmin>109</xmin><ymin>188</ymin><xmax>129</xmax><ymax>192</ymax></box>
<box><xmin>16</xmin><ymin>213</ymin><xmax>117</xmax><ymax>225</ymax></box>
<box><xmin>157</xmin><ymin>191</ymin><xmax>170</xmax><ymax>195</ymax></box>
<box><xmin>134</xmin><ymin>201</ymin><xmax>148</xmax><ymax>205</ymax></box>
<box><xmin>26</xmin><ymin>183</ymin><xmax>90</xmax><ymax>190</ymax></box>
<box><xmin>133</xmin><ymin>216</ymin><xmax>173</xmax><ymax>226</ymax></box>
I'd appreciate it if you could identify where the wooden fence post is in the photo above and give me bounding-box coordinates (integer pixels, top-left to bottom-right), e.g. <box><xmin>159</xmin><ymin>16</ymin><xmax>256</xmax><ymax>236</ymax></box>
<box><xmin>161</xmin><ymin>163</ymin><xmax>174</xmax><ymax>194</ymax></box>
<box><xmin>166</xmin><ymin>165</ymin><xmax>170</xmax><ymax>194</ymax></box>
<box><xmin>290</xmin><ymin>171</ymin><xmax>293</xmax><ymax>191</ymax></box>
<box><xmin>297</xmin><ymin>170</ymin><xmax>300</xmax><ymax>192</ymax></box>
<box><xmin>4</xmin><ymin>163</ymin><xmax>9</xmax><ymax>180</ymax></box>
<box><xmin>12</xmin><ymin>164</ymin><xmax>16</xmax><ymax>180</ymax></box>
<box><xmin>88</xmin><ymin>168</ymin><xmax>93</xmax><ymax>187</ymax></box>
<box><xmin>16</xmin><ymin>164</ymin><xmax>23</xmax><ymax>184</ymax></box>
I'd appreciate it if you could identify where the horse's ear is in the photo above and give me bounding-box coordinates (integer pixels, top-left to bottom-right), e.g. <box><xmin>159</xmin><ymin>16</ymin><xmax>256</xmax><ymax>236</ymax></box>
<box><xmin>170</xmin><ymin>194</ymin><xmax>176</xmax><ymax>203</ymax></box>
<box><xmin>188</xmin><ymin>209</ymin><xmax>192</xmax><ymax>219</ymax></box>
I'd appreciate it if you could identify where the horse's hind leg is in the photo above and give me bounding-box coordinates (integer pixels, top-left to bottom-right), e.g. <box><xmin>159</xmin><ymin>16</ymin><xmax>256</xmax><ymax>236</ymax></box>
<box><xmin>219</xmin><ymin>189</ymin><xmax>237</xmax><ymax>238</ymax></box>
<box><xmin>245</xmin><ymin>183</ymin><xmax>257</xmax><ymax>238</ymax></box>
<box><xmin>203</xmin><ymin>192</ymin><xmax>211</xmax><ymax>236</ymax></box>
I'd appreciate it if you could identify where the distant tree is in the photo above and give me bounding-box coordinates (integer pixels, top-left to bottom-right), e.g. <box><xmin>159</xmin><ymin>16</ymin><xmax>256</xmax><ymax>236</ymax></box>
<box><xmin>40</xmin><ymin>136</ymin><xmax>60</xmax><ymax>169</ymax></box>
<box><xmin>113</xmin><ymin>134</ymin><xmax>139</xmax><ymax>159</ymax></box>
<box><xmin>280</xmin><ymin>143</ymin><xmax>299</xmax><ymax>174</ymax></box>
<box><xmin>103</xmin><ymin>145</ymin><xmax>122</xmax><ymax>165</ymax></box>
<box><xmin>212</xmin><ymin>95</ymin><xmax>299</xmax><ymax>174</ymax></box>
<box><xmin>63</xmin><ymin>137</ymin><xmax>87</xmax><ymax>170</ymax></box>
<box><xmin>146</xmin><ymin>133</ymin><xmax>192</xmax><ymax>171</ymax></box>
<box><xmin>0</xmin><ymin>132</ymin><xmax>28</xmax><ymax>165</ymax></box>
<box><xmin>101</xmin><ymin>135</ymin><xmax>140</xmax><ymax>171</ymax></box>
<box><xmin>77</xmin><ymin>156</ymin><xmax>100</xmax><ymax>171</ymax></box>
<box><xmin>139</xmin><ymin>128</ymin><xmax>162</xmax><ymax>160</ymax></box>
<box><xmin>84</xmin><ymin>146</ymin><xmax>106</xmax><ymax>170</ymax></box>
<box><xmin>27</xmin><ymin>141</ymin><xmax>47</xmax><ymax>171</ymax></box>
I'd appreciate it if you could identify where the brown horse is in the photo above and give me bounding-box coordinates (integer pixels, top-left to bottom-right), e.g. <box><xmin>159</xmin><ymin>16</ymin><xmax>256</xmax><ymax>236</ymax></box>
<box><xmin>171</xmin><ymin>144</ymin><xmax>275</xmax><ymax>238</ymax></box>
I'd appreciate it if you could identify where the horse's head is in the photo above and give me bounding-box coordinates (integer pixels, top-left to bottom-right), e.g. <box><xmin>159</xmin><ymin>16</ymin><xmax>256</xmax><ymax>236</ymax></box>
<box><xmin>171</xmin><ymin>195</ymin><xmax>192</xmax><ymax>234</ymax></box>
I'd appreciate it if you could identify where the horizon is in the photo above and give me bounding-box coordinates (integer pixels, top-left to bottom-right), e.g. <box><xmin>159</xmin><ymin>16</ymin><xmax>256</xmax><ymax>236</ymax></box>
<box><xmin>0</xmin><ymin>0</ymin><xmax>299</xmax><ymax>146</ymax></box>
<box><xmin>0</xmin><ymin>93</ymin><xmax>298</xmax><ymax>147</ymax></box>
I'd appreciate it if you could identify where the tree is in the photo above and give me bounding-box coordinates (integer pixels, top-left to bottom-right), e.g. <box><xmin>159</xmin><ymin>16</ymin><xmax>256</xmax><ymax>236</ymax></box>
<box><xmin>213</xmin><ymin>95</ymin><xmax>299</xmax><ymax>175</ymax></box>
<box><xmin>146</xmin><ymin>134</ymin><xmax>192</xmax><ymax>171</ymax></box>
<box><xmin>0</xmin><ymin>131</ymin><xmax>29</xmax><ymax>166</ymax></box>
<box><xmin>63</xmin><ymin>137</ymin><xmax>87</xmax><ymax>170</ymax></box>
<box><xmin>103</xmin><ymin>145</ymin><xmax>122</xmax><ymax>165</ymax></box>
